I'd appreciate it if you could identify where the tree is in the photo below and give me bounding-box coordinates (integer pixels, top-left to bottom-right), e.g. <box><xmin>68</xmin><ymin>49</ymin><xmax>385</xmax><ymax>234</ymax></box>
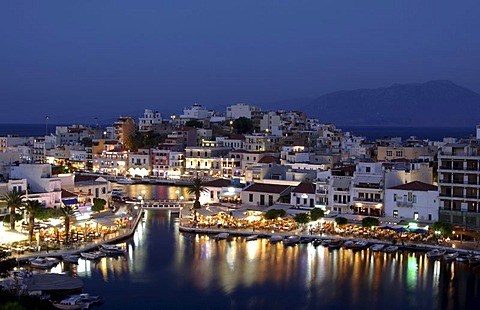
<box><xmin>431</xmin><ymin>221</ymin><xmax>453</xmax><ymax>237</ymax></box>
<box><xmin>232</xmin><ymin>117</ymin><xmax>253</xmax><ymax>134</ymax></box>
<box><xmin>0</xmin><ymin>250</ymin><xmax>15</xmax><ymax>279</ymax></box>
<box><xmin>60</xmin><ymin>205</ymin><xmax>76</xmax><ymax>243</ymax></box>
<box><xmin>92</xmin><ymin>198</ymin><xmax>107</xmax><ymax>212</ymax></box>
<box><xmin>187</xmin><ymin>178</ymin><xmax>208</xmax><ymax>224</ymax></box>
<box><xmin>310</xmin><ymin>208</ymin><xmax>325</xmax><ymax>221</ymax></box>
<box><xmin>294</xmin><ymin>213</ymin><xmax>310</xmax><ymax>225</ymax></box>
<box><xmin>22</xmin><ymin>200</ymin><xmax>44</xmax><ymax>242</ymax></box>
<box><xmin>264</xmin><ymin>209</ymin><xmax>286</xmax><ymax>220</ymax></box>
<box><xmin>362</xmin><ymin>217</ymin><xmax>379</xmax><ymax>228</ymax></box>
<box><xmin>335</xmin><ymin>217</ymin><xmax>348</xmax><ymax>226</ymax></box>
<box><xmin>1</xmin><ymin>191</ymin><xmax>25</xmax><ymax>230</ymax></box>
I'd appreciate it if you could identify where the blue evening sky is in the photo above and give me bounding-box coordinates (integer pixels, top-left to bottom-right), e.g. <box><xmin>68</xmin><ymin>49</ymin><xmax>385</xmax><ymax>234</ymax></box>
<box><xmin>1</xmin><ymin>0</ymin><xmax>479</xmax><ymax>123</ymax></box>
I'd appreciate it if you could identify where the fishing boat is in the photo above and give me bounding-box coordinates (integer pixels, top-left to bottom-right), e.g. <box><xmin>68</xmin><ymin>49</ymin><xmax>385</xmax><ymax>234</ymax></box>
<box><xmin>245</xmin><ymin>235</ymin><xmax>258</xmax><ymax>242</ymax></box>
<box><xmin>426</xmin><ymin>249</ymin><xmax>446</xmax><ymax>259</ymax></box>
<box><xmin>270</xmin><ymin>235</ymin><xmax>284</xmax><ymax>244</ymax></box>
<box><xmin>369</xmin><ymin>244</ymin><xmax>385</xmax><ymax>252</ymax></box>
<box><xmin>384</xmin><ymin>246</ymin><xmax>399</xmax><ymax>253</ymax></box>
<box><xmin>214</xmin><ymin>233</ymin><xmax>229</xmax><ymax>241</ymax></box>
<box><xmin>443</xmin><ymin>252</ymin><xmax>459</xmax><ymax>261</ymax></box>
<box><xmin>99</xmin><ymin>244</ymin><xmax>125</xmax><ymax>255</ymax></box>
<box><xmin>29</xmin><ymin>257</ymin><xmax>59</xmax><ymax>269</ymax></box>
<box><xmin>80</xmin><ymin>251</ymin><xmax>106</xmax><ymax>260</ymax></box>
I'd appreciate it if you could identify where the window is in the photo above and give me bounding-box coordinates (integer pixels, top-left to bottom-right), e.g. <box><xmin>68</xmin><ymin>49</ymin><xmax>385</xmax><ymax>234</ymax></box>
<box><xmin>414</xmin><ymin>212</ymin><xmax>419</xmax><ymax>220</ymax></box>
<box><xmin>393</xmin><ymin>210</ymin><xmax>398</xmax><ymax>218</ymax></box>
<box><xmin>408</xmin><ymin>192</ymin><xmax>413</xmax><ymax>202</ymax></box>
<box><xmin>366</xmin><ymin>167</ymin><xmax>371</xmax><ymax>173</ymax></box>
<box><xmin>386</xmin><ymin>151</ymin><xmax>393</xmax><ymax>156</ymax></box>
<box><xmin>396</xmin><ymin>151</ymin><xmax>403</xmax><ymax>157</ymax></box>
<box><xmin>412</xmin><ymin>195</ymin><xmax>417</xmax><ymax>203</ymax></box>
<box><xmin>249</xmin><ymin>194</ymin><xmax>253</xmax><ymax>202</ymax></box>
<box><xmin>268</xmin><ymin>195</ymin><xmax>273</xmax><ymax>206</ymax></box>
<box><xmin>260</xmin><ymin>195</ymin><xmax>265</xmax><ymax>205</ymax></box>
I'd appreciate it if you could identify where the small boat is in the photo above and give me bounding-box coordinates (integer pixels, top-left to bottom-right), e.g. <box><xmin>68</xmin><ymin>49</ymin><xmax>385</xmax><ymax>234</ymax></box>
<box><xmin>62</xmin><ymin>254</ymin><xmax>80</xmax><ymax>264</ymax></box>
<box><xmin>29</xmin><ymin>257</ymin><xmax>59</xmax><ymax>269</ymax></box>
<box><xmin>351</xmin><ymin>241</ymin><xmax>369</xmax><ymax>250</ymax></box>
<box><xmin>370</xmin><ymin>244</ymin><xmax>385</xmax><ymax>252</ymax></box>
<box><xmin>343</xmin><ymin>240</ymin><xmax>355</xmax><ymax>249</ymax></box>
<box><xmin>300</xmin><ymin>236</ymin><xmax>314</xmax><ymax>244</ymax></box>
<box><xmin>116</xmin><ymin>178</ymin><xmax>134</xmax><ymax>185</ymax></box>
<box><xmin>99</xmin><ymin>244</ymin><xmax>125</xmax><ymax>255</ymax></box>
<box><xmin>426</xmin><ymin>249</ymin><xmax>447</xmax><ymax>259</ymax></box>
<box><xmin>321</xmin><ymin>239</ymin><xmax>332</xmax><ymax>247</ymax></box>
<box><xmin>443</xmin><ymin>252</ymin><xmax>459</xmax><ymax>261</ymax></box>
<box><xmin>283</xmin><ymin>235</ymin><xmax>301</xmax><ymax>246</ymax></box>
<box><xmin>75</xmin><ymin>293</ymin><xmax>102</xmax><ymax>304</ymax></box>
<box><xmin>384</xmin><ymin>246</ymin><xmax>399</xmax><ymax>253</ymax></box>
<box><xmin>214</xmin><ymin>233</ymin><xmax>229</xmax><ymax>241</ymax></box>
<box><xmin>328</xmin><ymin>239</ymin><xmax>343</xmax><ymax>249</ymax></box>
<box><xmin>51</xmin><ymin>296</ymin><xmax>87</xmax><ymax>310</ymax></box>
<box><xmin>312</xmin><ymin>239</ymin><xmax>322</xmax><ymax>247</ymax></box>
<box><xmin>245</xmin><ymin>235</ymin><xmax>258</xmax><ymax>242</ymax></box>
<box><xmin>80</xmin><ymin>251</ymin><xmax>106</xmax><ymax>260</ymax></box>
<box><xmin>270</xmin><ymin>235</ymin><xmax>284</xmax><ymax>244</ymax></box>
<box><xmin>468</xmin><ymin>255</ymin><xmax>480</xmax><ymax>266</ymax></box>
<box><xmin>456</xmin><ymin>255</ymin><xmax>469</xmax><ymax>263</ymax></box>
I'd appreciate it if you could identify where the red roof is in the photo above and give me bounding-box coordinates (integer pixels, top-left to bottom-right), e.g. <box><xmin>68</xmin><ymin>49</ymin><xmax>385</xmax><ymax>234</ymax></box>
<box><xmin>203</xmin><ymin>179</ymin><xmax>232</xmax><ymax>188</ymax></box>
<box><xmin>388</xmin><ymin>181</ymin><xmax>437</xmax><ymax>191</ymax></box>
<box><xmin>292</xmin><ymin>182</ymin><xmax>316</xmax><ymax>194</ymax></box>
<box><xmin>243</xmin><ymin>183</ymin><xmax>290</xmax><ymax>194</ymax></box>
<box><xmin>258</xmin><ymin>156</ymin><xmax>280</xmax><ymax>164</ymax></box>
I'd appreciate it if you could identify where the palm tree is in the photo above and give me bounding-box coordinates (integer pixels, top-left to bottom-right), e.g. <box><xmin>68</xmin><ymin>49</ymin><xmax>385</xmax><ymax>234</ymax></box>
<box><xmin>1</xmin><ymin>191</ymin><xmax>25</xmax><ymax>230</ymax></box>
<box><xmin>60</xmin><ymin>205</ymin><xmax>75</xmax><ymax>243</ymax></box>
<box><xmin>187</xmin><ymin>177</ymin><xmax>208</xmax><ymax>224</ymax></box>
<box><xmin>23</xmin><ymin>200</ymin><xmax>44</xmax><ymax>242</ymax></box>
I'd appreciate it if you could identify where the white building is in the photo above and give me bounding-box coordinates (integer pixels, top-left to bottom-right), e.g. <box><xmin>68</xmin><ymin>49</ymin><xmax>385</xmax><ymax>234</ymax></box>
<box><xmin>180</xmin><ymin>103</ymin><xmax>209</xmax><ymax>120</ymax></box>
<box><xmin>244</xmin><ymin>133</ymin><xmax>281</xmax><ymax>152</ymax></box>
<box><xmin>384</xmin><ymin>181</ymin><xmax>438</xmax><ymax>222</ymax></box>
<box><xmin>260</xmin><ymin>112</ymin><xmax>281</xmax><ymax>135</ymax></box>
<box><xmin>290</xmin><ymin>182</ymin><xmax>316</xmax><ymax>209</ymax></box>
<box><xmin>138</xmin><ymin>109</ymin><xmax>162</xmax><ymax>132</ymax></box>
<box><xmin>226</xmin><ymin>103</ymin><xmax>261</xmax><ymax>119</ymax></box>
<box><xmin>128</xmin><ymin>148</ymin><xmax>151</xmax><ymax>177</ymax></box>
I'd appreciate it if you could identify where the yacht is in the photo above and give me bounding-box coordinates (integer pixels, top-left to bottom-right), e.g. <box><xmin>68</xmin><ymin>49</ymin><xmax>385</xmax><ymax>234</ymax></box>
<box><xmin>29</xmin><ymin>257</ymin><xmax>59</xmax><ymax>269</ymax></box>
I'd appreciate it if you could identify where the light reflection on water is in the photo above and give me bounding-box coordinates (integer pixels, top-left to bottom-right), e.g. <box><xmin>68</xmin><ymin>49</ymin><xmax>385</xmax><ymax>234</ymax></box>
<box><xmin>56</xmin><ymin>185</ymin><xmax>480</xmax><ymax>309</ymax></box>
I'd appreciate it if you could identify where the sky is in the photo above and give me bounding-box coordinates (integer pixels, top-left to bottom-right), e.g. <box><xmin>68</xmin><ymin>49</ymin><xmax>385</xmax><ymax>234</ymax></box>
<box><xmin>1</xmin><ymin>0</ymin><xmax>480</xmax><ymax>124</ymax></box>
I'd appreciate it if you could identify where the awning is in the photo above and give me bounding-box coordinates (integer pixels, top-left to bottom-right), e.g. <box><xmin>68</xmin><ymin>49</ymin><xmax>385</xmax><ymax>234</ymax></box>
<box><xmin>332</xmin><ymin>178</ymin><xmax>351</xmax><ymax>189</ymax></box>
<box><xmin>62</xmin><ymin>198</ymin><xmax>79</xmax><ymax>205</ymax></box>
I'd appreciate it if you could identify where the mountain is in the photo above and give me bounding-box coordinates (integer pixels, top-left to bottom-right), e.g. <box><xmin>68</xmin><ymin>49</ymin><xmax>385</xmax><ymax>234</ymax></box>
<box><xmin>266</xmin><ymin>80</ymin><xmax>480</xmax><ymax>127</ymax></box>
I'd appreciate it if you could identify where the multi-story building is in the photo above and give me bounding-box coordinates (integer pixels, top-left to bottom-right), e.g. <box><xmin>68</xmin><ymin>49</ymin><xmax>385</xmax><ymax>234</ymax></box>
<box><xmin>94</xmin><ymin>148</ymin><xmax>129</xmax><ymax>175</ymax></box>
<box><xmin>138</xmin><ymin>109</ymin><xmax>162</xmax><ymax>132</ymax></box>
<box><xmin>180</xmin><ymin>103</ymin><xmax>209</xmax><ymax>120</ymax></box>
<box><xmin>377</xmin><ymin>144</ymin><xmax>437</xmax><ymax>161</ymax></box>
<box><xmin>438</xmin><ymin>141</ymin><xmax>480</xmax><ymax>228</ymax></box>
<box><xmin>0</xmin><ymin>136</ymin><xmax>32</xmax><ymax>153</ymax></box>
<box><xmin>184</xmin><ymin>146</ymin><xmax>231</xmax><ymax>176</ymax></box>
<box><xmin>113</xmin><ymin>116</ymin><xmax>136</xmax><ymax>145</ymax></box>
<box><xmin>226</xmin><ymin>103</ymin><xmax>261</xmax><ymax>120</ymax></box>
<box><xmin>260</xmin><ymin>112</ymin><xmax>281</xmax><ymax>135</ymax></box>
<box><xmin>128</xmin><ymin>148</ymin><xmax>151</xmax><ymax>177</ymax></box>
<box><xmin>244</xmin><ymin>133</ymin><xmax>281</xmax><ymax>152</ymax></box>
<box><xmin>351</xmin><ymin>161</ymin><xmax>384</xmax><ymax>216</ymax></box>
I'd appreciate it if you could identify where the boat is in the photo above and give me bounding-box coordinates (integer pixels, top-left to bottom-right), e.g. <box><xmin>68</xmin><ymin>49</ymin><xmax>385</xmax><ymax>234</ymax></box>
<box><xmin>80</xmin><ymin>251</ymin><xmax>106</xmax><ymax>260</ymax></box>
<box><xmin>343</xmin><ymin>240</ymin><xmax>355</xmax><ymax>249</ymax></box>
<box><xmin>351</xmin><ymin>240</ymin><xmax>369</xmax><ymax>250</ymax></box>
<box><xmin>300</xmin><ymin>236</ymin><xmax>314</xmax><ymax>244</ymax></box>
<box><xmin>468</xmin><ymin>255</ymin><xmax>480</xmax><ymax>266</ymax></box>
<box><xmin>312</xmin><ymin>239</ymin><xmax>322</xmax><ymax>247</ymax></box>
<box><xmin>456</xmin><ymin>255</ymin><xmax>469</xmax><ymax>263</ymax></box>
<box><xmin>245</xmin><ymin>235</ymin><xmax>258</xmax><ymax>242</ymax></box>
<box><xmin>51</xmin><ymin>296</ymin><xmax>88</xmax><ymax>310</ymax></box>
<box><xmin>328</xmin><ymin>239</ymin><xmax>343</xmax><ymax>249</ymax></box>
<box><xmin>283</xmin><ymin>235</ymin><xmax>301</xmax><ymax>246</ymax></box>
<box><xmin>384</xmin><ymin>246</ymin><xmax>399</xmax><ymax>253</ymax></box>
<box><xmin>62</xmin><ymin>254</ymin><xmax>80</xmax><ymax>264</ymax></box>
<box><xmin>75</xmin><ymin>293</ymin><xmax>103</xmax><ymax>304</ymax></box>
<box><xmin>443</xmin><ymin>252</ymin><xmax>459</xmax><ymax>261</ymax></box>
<box><xmin>29</xmin><ymin>257</ymin><xmax>59</xmax><ymax>269</ymax></box>
<box><xmin>116</xmin><ymin>178</ymin><xmax>134</xmax><ymax>185</ymax></box>
<box><xmin>270</xmin><ymin>235</ymin><xmax>284</xmax><ymax>244</ymax></box>
<box><xmin>426</xmin><ymin>249</ymin><xmax>447</xmax><ymax>259</ymax></box>
<box><xmin>369</xmin><ymin>244</ymin><xmax>385</xmax><ymax>252</ymax></box>
<box><xmin>99</xmin><ymin>244</ymin><xmax>125</xmax><ymax>255</ymax></box>
<box><xmin>214</xmin><ymin>233</ymin><xmax>229</xmax><ymax>241</ymax></box>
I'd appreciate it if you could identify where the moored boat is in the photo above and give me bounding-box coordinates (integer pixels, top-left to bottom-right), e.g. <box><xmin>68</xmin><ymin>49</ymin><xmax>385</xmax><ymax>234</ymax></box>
<box><xmin>29</xmin><ymin>257</ymin><xmax>59</xmax><ymax>269</ymax></box>
<box><xmin>116</xmin><ymin>178</ymin><xmax>134</xmax><ymax>185</ymax></box>
<box><xmin>283</xmin><ymin>235</ymin><xmax>301</xmax><ymax>246</ymax></box>
<box><xmin>384</xmin><ymin>246</ymin><xmax>399</xmax><ymax>253</ymax></box>
<box><xmin>99</xmin><ymin>244</ymin><xmax>125</xmax><ymax>255</ymax></box>
<box><xmin>214</xmin><ymin>233</ymin><xmax>229</xmax><ymax>241</ymax></box>
<box><xmin>80</xmin><ymin>251</ymin><xmax>106</xmax><ymax>260</ymax></box>
<box><xmin>456</xmin><ymin>255</ymin><xmax>469</xmax><ymax>263</ymax></box>
<box><xmin>369</xmin><ymin>244</ymin><xmax>385</xmax><ymax>252</ymax></box>
<box><xmin>328</xmin><ymin>239</ymin><xmax>343</xmax><ymax>249</ymax></box>
<box><xmin>426</xmin><ymin>249</ymin><xmax>446</xmax><ymax>259</ymax></box>
<box><xmin>351</xmin><ymin>240</ymin><xmax>369</xmax><ymax>250</ymax></box>
<box><xmin>343</xmin><ymin>240</ymin><xmax>355</xmax><ymax>249</ymax></box>
<box><xmin>443</xmin><ymin>252</ymin><xmax>459</xmax><ymax>261</ymax></box>
<box><xmin>51</xmin><ymin>296</ymin><xmax>87</xmax><ymax>310</ymax></box>
<box><xmin>312</xmin><ymin>239</ymin><xmax>322</xmax><ymax>247</ymax></box>
<box><xmin>468</xmin><ymin>255</ymin><xmax>480</xmax><ymax>266</ymax></box>
<box><xmin>245</xmin><ymin>235</ymin><xmax>258</xmax><ymax>242</ymax></box>
<box><xmin>62</xmin><ymin>254</ymin><xmax>80</xmax><ymax>264</ymax></box>
<box><xmin>270</xmin><ymin>235</ymin><xmax>284</xmax><ymax>244</ymax></box>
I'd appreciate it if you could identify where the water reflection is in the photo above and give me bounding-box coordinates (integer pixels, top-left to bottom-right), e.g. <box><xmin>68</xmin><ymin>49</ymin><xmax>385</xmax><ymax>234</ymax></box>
<box><xmin>55</xmin><ymin>186</ymin><xmax>480</xmax><ymax>309</ymax></box>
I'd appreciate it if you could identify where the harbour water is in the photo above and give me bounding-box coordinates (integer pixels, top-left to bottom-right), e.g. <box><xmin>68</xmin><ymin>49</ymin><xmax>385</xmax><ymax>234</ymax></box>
<box><xmin>51</xmin><ymin>185</ymin><xmax>480</xmax><ymax>310</ymax></box>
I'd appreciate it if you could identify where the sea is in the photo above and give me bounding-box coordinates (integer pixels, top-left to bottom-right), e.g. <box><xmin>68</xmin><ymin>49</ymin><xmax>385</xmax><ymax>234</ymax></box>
<box><xmin>42</xmin><ymin>184</ymin><xmax>480</xmax><ymax>310</ymax></box>
<box><xmin>0</xmin><ymin>123</ymin><xmax>475</xmax><ymax>141</ymax></box>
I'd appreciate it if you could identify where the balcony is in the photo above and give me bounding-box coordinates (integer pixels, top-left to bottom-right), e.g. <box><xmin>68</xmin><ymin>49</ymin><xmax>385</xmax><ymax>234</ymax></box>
<box><xmin>353</xmin><ymin>197</ymin><xmax>382</xmax><ymax>203</ymax></box>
